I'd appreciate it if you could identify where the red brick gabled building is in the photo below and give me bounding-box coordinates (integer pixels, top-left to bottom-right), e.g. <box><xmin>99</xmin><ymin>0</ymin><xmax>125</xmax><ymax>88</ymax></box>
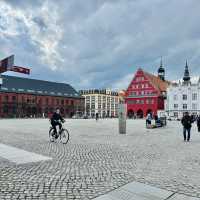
<box><xmin>125</xmin><ymin>68</ymin><xmax>170</xmax><ymax>118</ymax></box>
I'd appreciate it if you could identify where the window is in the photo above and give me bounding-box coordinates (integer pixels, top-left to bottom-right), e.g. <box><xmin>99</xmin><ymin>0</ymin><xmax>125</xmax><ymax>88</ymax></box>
<box><xmin>127</xmin><ymin>100</ymin><xmax>136</xmax><ymax>104</ymax></box>
<box><xmin>136</xmin><ymin>77</ymin><xmax>142</xmax><ymax>82</ymax></box>
<box><xmin>12</xmin><ymin>96</ymin><xmax>16</xmax><ymax>102</ymax></box>
<box><xmin>174</xmin><ymin>112</ymin><xmax>178</xmax><ymax>117</ymax></box>
<box><xmin>192</xmin><ymin>103</ymin><xmax>197</xmax><ymax>110</ymax></box>
<box><xmin>183</xmin><ymin>104</ymin><xmax>187</xmax><ymax>109</ymax></box>
<box><xmin>3</xmin><ymin>105</ymin><xmax>8</xmax><ymax>114</ymax></box>
<box><xmin>57</xmin><ymin>99</ymin><xmax>59</xmax><ymax>105</ymax></box>
<box><xmin>91</xmin><ymin>96</ymin><xmax>95</xmax><ymax>102</ymax></box>
<box><xmin>192</xmin><ymin>93</ymin><xmax>197</xmax><ymax>101</ymax></box>
<box><xmin>130</xmin><ymin>92</ymin><xmax>134</xmax><ymax>96</ymax></box>
<box><xmin>173</xmin><ymin>95</ymin><xmax>178</xmax><ymax>101</ymax></box>
<box><xmin>174</xmin><ymin>104</ymin><xmax>178</xmax><ymax>109</ymax></box>
<box><xmin>4</xmin><ymin>96</ymin><xmax>8</xmax><ymax>102</ymax></box>
<box><xmin>183</xmin><ymin>94</ymin><xmax>187</xmax><ymax>100</ymax></box>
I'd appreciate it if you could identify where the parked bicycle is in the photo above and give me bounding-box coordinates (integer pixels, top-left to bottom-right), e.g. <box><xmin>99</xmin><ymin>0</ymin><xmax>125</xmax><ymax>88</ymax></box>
<box><xmin>49</xmin><ymin>120</ymin><xmax>69</xmax><ymax>144</ymax></box>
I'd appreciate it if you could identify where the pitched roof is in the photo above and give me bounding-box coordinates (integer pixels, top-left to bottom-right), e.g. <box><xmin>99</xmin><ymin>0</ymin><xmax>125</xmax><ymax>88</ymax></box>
<box><xmin>143</xmin><ymin>71</ymin><xmax>170</xmax><ymax>93</ymax></box>
<box><xmin>0</xmin><ymin>75</ymin><xmax>82</xmax><ymax>98</ymax></box>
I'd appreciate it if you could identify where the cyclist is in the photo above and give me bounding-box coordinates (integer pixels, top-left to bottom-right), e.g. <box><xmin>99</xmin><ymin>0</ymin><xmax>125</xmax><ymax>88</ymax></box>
<box><xmin>50</xmin><ymin>108</ymin><xmax>65</xmax><ymax>138</ymax></box>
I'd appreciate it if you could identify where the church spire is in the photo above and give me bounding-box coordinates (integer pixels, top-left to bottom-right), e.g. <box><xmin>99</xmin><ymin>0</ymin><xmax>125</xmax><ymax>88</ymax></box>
<box><xmin>158</xmin><ymin>56</ymin><xmax>165</xmax><ymax>81</ymax></box>
<box><xmin>160</xmin><ymin>56</ymin><xmax>163</xmax><ymax>67</ymax></box>
<box><xmin>183</xmin><ymin>60</ymin><xmax>190</xmax><ymax>83</ymax></box>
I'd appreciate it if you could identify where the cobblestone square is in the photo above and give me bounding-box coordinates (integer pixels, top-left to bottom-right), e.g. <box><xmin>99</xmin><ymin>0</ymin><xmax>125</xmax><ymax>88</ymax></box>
<box><xmin>0</xmin><ymin>118</ymin><xmax>200</xmax><ymax>199</ymax></box>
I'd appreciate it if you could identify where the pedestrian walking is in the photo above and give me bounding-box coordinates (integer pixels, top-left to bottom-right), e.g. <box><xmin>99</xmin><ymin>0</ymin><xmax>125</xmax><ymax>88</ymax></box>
<box><xmin>181</xmin><ymin>112</ymin><xmax>193</xmax><ymax>142</ymax></box>
<box><xmin>95</xmin><ymin>113</ymin><xmax>99</xmax><ymax>121</ymax></box>
<box><xmin>146</xmin><ymin>112</ymin><xmax>152</xmax><ymax>128</ymax></box>
<box><xmin>196</xmin><ymin>115</ymin><xmax>200</xmax><ymax>132</ymax></box>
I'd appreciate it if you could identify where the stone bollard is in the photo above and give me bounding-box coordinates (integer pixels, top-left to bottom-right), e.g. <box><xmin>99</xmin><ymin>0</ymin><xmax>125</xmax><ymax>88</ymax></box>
<box><xmin>118</xmin><ymin>103</ymin><xmax>127</xmax><ymax>134</ymax></box>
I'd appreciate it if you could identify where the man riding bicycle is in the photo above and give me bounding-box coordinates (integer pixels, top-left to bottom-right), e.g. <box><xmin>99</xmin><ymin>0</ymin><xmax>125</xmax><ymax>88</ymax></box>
<box><xmin>50</xmin><ymin>108</ymin><xmax>65</xmax><ymax>138</ymax></box>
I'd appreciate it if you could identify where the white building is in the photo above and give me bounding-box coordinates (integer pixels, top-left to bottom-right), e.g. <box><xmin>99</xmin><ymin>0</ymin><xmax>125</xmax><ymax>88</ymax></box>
<box><xmin>79</xmin><ymin>89</ymin><xmax>119</xmax><ymax>118</ymax></box>
<box><xmin>166</xmin><ymin>62</ymin><xmax>200</xmax><ymax>118</ymax></box>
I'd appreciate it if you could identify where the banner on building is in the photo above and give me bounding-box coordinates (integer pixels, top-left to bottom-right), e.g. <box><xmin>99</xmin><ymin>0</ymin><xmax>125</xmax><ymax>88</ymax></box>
<box><xmin>10</xmin><ymin>66</ymin><xmax>30</xmax><ymax>74</ymax></box>
<box><xmin>0</xmin><ymin>55</ymin><xmax>14</xmax><ymax>73</ymax></box>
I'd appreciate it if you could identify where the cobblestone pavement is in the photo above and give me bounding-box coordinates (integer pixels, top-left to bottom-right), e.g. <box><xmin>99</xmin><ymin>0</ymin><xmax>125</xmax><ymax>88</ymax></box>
<box><xmin>0</xmin><ymin>118</ymin><xmax>200</xmax><ymax>199</ymax></box>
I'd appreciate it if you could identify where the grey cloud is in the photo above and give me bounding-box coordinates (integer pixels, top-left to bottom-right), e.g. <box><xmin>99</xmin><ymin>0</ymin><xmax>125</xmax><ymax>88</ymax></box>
<box><xmin>4</xmin><ymin>0</ymin><xmax>43</xmax><ymax>9</ymax></box>
<box><xmin>1</xmin><ymin>0</ymin><xmax>200</xmax><ymax>90</ymax></box>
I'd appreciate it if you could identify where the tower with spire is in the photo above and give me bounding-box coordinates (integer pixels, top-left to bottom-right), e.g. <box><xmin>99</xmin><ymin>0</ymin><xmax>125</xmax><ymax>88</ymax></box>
<box><xmin>158</xmin><ymin>57</ymin><xmax>165</xmax><ymax>81</ymax></box>
<box><xmin>183</xmin><ymin>60</ymin><xmax>191</xmax><ymax>84</ymax></box>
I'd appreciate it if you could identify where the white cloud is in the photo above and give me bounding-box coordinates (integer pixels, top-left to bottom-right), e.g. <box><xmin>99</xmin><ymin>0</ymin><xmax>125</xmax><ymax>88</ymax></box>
<box><xmin>111</xmin><ymin>73</ymin><xmax>133</xmax><ymax>91</ymax></box>
<box><xmin>0</xmin><ymin>1</ymin><xmax>63</xmax><ymax>70</ymax></box>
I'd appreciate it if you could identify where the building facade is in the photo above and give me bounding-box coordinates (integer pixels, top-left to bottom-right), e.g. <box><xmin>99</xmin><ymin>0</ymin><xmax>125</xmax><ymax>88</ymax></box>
<box><xmin>0</xmin><ymin>75</ymin><xmax>84</xmax><ymax>118</ymax></box>
<box><xmin>125</xmin><ymin>65</ymin><xmax>170</xmax><ymax>118</ymax></box>
<box><xmin>166</xmin><ymin>62</ymin><xmax>200</xmax><ymax>118</ymax></box>
<box><xmin>79</xmin><ymin>89</ymin><xmax>119</xmax><ymax>118</ymax></box>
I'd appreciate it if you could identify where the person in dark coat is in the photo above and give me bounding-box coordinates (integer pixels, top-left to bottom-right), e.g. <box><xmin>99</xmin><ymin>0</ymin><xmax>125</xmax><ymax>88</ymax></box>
<box><xmin>196</xmin><ymin>115</ymin><xmax>200</xmax><ymax>132</ymax></box>
<box><xmin>95</xmin><ymin>113</ymin><xmax>99</xmax><ymax>121</ymax></box>
<box><xmin>50</xmin><ymin>108</ymin><xmax>65</xmax><ymax>138</ymax></box>
<box><xmin>181</xmin><ymin>112</ymin><xmax>193</xmax><ymax>142</ymax></box>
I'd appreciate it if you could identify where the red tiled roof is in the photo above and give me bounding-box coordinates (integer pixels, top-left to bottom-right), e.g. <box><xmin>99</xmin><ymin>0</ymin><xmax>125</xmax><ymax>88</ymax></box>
<box><xmin>143</xmin><ymin>71</ymin><xmax>170</xmax><ymax>93</ymax></box>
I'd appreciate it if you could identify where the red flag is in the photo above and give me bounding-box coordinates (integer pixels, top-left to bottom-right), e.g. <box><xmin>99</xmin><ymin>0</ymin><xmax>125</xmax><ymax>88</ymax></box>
<box><xmin>10</xmin><ymin>66</ymin><xmax>30</xmax><ymax>74</ymax></box>
<box><xmin>0</xmin><ymin>55</ymin><xmax>14</xmax><ymax>73</ymax></box>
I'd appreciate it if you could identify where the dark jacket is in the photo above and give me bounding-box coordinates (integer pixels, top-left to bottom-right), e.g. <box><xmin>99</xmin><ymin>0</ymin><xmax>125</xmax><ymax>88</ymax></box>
<box><xmin>51</xmin><ymin>113</ymin><xmax>64</xmax><ymax>123</ymax></box>
<box><xmin>181</xmin><ymin>115</ymin><xmax>193</xmax><ymax>129</ymax></box>
<box><xmin>197</xmin><ymin>116</ymin><xmax>200</xmax><ymax>126</ymax></box>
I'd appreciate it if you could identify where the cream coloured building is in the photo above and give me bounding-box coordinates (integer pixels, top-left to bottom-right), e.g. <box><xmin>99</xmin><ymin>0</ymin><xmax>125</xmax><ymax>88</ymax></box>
<box><xmin>79</xmin><ymin>89</ymin><xmax>119</xmax><ymax>118</ymax></box>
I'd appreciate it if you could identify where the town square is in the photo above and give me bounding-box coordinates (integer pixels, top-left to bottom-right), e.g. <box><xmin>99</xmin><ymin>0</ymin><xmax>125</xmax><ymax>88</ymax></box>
<box><xmin>1</xmin><ymin>118</ymin><xmax>200</xmax><ymax>199</ymax></box>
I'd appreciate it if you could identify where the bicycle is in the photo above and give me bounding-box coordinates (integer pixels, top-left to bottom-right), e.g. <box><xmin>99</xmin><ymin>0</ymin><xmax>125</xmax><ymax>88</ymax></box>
<box><xmin>49</xmin><ymin>120</ymin><xmax>70</xmax><ymax>144</ymax></box>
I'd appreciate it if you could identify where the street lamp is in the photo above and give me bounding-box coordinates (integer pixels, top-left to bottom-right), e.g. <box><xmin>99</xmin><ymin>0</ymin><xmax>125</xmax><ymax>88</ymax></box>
<box><xmin>0</xmin><ymin>74</ymin><xmax>2</xmax><ymax>88</ymax></box>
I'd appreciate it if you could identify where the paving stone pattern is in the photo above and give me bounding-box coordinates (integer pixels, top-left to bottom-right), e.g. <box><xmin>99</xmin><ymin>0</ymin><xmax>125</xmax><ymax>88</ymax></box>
<box><xmin>0</xmin><ymin>119</ymin><xmax>200</xmax><ymax>199</ymax></box>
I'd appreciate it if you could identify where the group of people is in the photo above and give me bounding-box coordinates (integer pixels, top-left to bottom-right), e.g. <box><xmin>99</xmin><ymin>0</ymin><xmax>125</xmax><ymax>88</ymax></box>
<box><xmin>146</xmin><ymin>112</ymin><xmax>164</xmax><ymax>128</ymax></box>
<box><xmin>146</xmin><ymin>111</ymin><xmax>200</xmax><ymax>142</ymax></box>
<box><xmin>181</xmin><ymin>112</ymin><xmax>200</xmax><ymax>142</ymax></box>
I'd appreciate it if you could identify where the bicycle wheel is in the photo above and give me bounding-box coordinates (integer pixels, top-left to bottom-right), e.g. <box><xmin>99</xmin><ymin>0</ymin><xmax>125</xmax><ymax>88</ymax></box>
<box><xmin>60</xmin><ymin>129</ymin><xmax>69</xmax><ymax>144</ymax></box>
<box><xmin>49</xmin><ymin>127</ymin><xmax>56</xmax><ymax>142</ymax></box>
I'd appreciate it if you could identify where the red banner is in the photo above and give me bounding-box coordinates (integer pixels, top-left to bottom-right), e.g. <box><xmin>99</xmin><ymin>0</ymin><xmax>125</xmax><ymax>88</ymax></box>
<box><xmin>10</xmin><ymin>66</ymin><xmax>30</xmax><ymax>74</ymax></box>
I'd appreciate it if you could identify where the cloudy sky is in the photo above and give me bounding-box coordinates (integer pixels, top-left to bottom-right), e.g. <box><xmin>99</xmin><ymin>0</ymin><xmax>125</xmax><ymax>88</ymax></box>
<box><xmin>0</xmin><ymin>0</ymin><xmax>200</xmax><ymax>90</ymax></box>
